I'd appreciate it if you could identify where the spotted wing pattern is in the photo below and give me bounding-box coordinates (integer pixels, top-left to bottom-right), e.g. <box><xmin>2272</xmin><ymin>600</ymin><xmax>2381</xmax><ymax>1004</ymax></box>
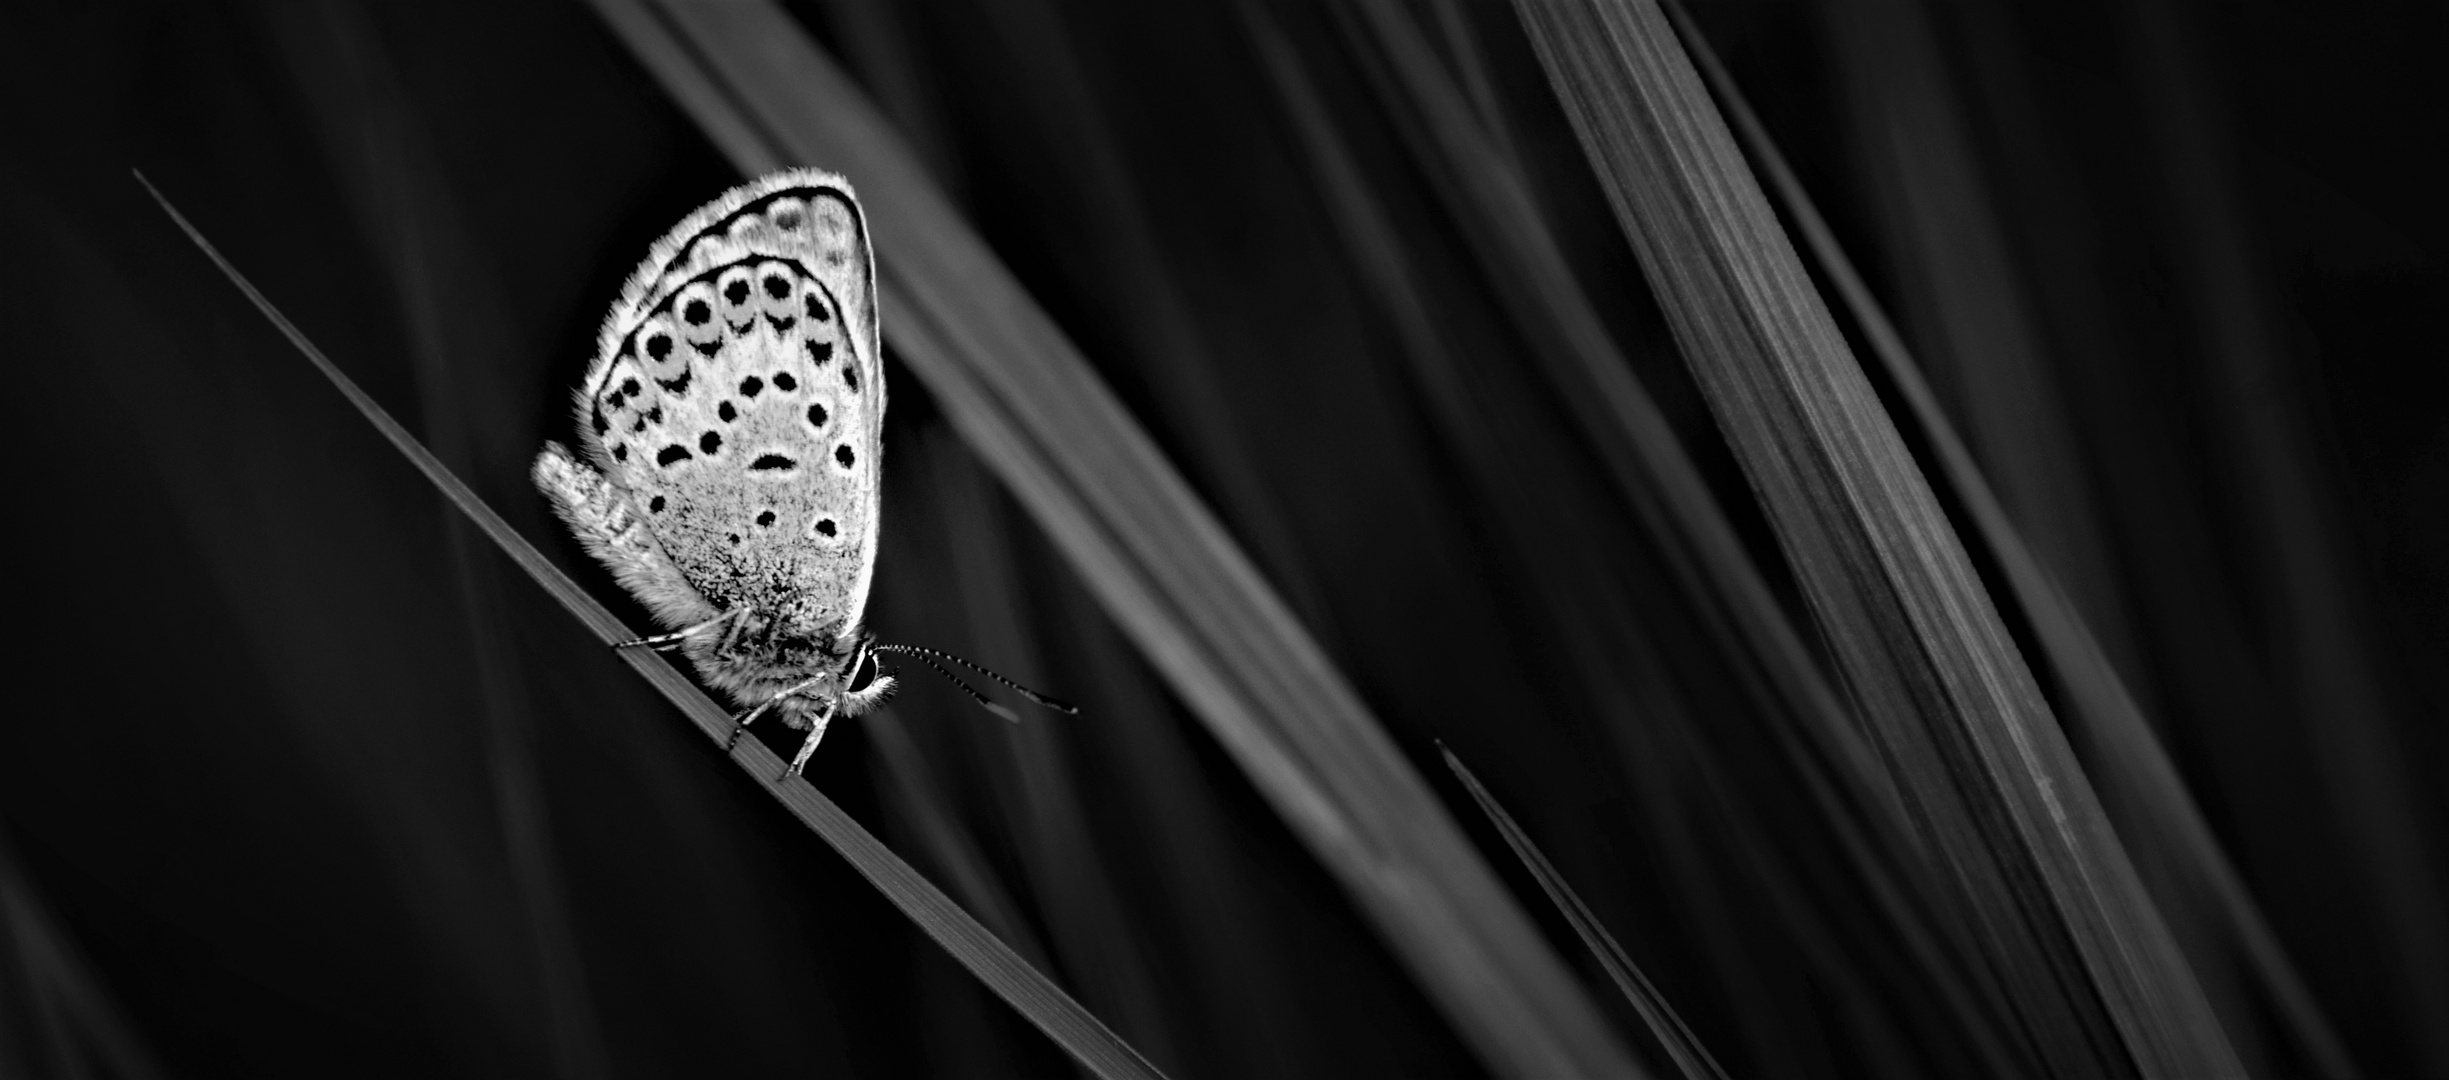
<box><xmin>573</xmin><ymin>169</ymin><xmax>885</xmax><ymax>642</ymax></box>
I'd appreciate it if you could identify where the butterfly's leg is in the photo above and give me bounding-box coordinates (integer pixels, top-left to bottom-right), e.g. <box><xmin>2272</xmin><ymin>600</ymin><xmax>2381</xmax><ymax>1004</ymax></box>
<box><xmin>614</xmin><ymin>608</ymin><xmax>742</xmax><ymax>652</ymax></box>
<box><xmin>781</xmin><ymin>700</ymin><xmax>840</xmax><ymax>780</ymax></box>
<box><xmin>725</xmin><ymin>675</ymin><xmax>828</xmax><ymax>749</ymax></box>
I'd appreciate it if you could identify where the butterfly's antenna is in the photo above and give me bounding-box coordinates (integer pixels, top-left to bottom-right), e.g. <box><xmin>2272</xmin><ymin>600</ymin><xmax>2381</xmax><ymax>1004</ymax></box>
<box><xmin>874</xmin><ymin>645</ymin><xmax>1080</xmax><ymax>716</ymax></box>
<box><xmin>882</xmin><ymin>650</ymin><xmax>1021</xmax><ymax>723</ymax></box>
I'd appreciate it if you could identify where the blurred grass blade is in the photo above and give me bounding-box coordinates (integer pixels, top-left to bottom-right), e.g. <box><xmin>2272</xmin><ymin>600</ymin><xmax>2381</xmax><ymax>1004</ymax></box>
<box><xmin>1440</xmin><ymin>746</ymin><xmax>1731</xmax><ymax>1080</ymax></box>
<box><xmin>1507</xmin><ymin>2</ymin><xmax>2243</xmax><ymax>1076</ymax></box>
<box><xmin>0</xmin><ymin>829</ymin><xmax>171</xmax><ymax>1080</ymax></box>
<box><xmin>135</xmin><ymin>170</ymin><xmax>1173</xmax><ymax>1080</ymax></box>
<box><xmin>1658</xmin><ymin>6</ymin><xmax>2360</xmax><ymax>1076</ymax></box>
<box><xmin>585</xmin><ymin>1</ymin><xmax>1643</xmax><ymax>1075</ymax></box>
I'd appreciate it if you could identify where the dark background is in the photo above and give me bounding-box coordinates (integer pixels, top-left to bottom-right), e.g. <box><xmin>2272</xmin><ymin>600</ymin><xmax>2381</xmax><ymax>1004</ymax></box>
<box><xmin>1</xmin><ymin>1</ymin><xmax>2441</xmax><ymax>1077</ymax></box>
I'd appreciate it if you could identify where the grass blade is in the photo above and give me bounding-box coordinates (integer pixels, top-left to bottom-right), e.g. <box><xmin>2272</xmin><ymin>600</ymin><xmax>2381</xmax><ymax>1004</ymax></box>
<box><xmin>1659</xmin><ymin>5</ymin><xmax>2360</xmax><ymax>1076</ymax></box>
<box><xmin>585</xmin><ymin>1</ymin><xmax>1644</xmax><ymax>1074</ymax></box>
<box><xmin>1508</xmin><ymin>1</ymin><xmax>2243</xmax><ymax>1075</ymax></box>
<box><xmin>0</xmin><ymin>829</ymin><xmax>171</xmax><ymax>1080</ymax></box>
<box><xmin>134</xmin><ymin>169</ymin><xmax>1173</xmax><ymax>1080</ymax></box>
<box><xmin>1440</xmin><ymin>746</ymin><xmax>1731</xmax><ymax>1080</ymax></box>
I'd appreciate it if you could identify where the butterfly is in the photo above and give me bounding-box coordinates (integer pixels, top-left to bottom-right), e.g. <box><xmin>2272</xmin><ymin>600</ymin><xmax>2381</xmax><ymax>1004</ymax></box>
<box><xmin>533</xmin><ymin>168</ymin><xmax>1068</xmax><ymax>778</ymax></box>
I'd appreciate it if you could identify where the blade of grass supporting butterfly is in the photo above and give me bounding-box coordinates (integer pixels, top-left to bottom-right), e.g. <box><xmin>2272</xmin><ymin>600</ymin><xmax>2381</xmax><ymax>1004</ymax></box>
<box><xmin>584</xmin><ymin>1</ymin><xmax>1643</xmax><ymax>1075</ymax></box>
<box><xmin>133</xmin><ymin>170</ymin><xmax>1172</xmax><ymax>1080</ymax></box>
<box><xmin>1439</xmin><ymin>745</ymin><xmax>1731</xmax><ymax>1080</ymax></box>
<box><xmin>1657</xmin><ymin>6</ymin><xmax>2360</xmax><ymax>1076</ymax></box>
<box><xmin>1506</xmin><ymin>2</ymin><xmax>2242</xmax><ymax>1077</ymax></box>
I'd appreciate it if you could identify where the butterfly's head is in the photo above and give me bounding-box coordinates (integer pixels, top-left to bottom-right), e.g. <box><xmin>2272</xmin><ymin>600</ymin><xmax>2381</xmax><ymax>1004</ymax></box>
<box><xmin>826</xmin><ymin>630</ymin><xmax>898</xmax><ymax>720</ymax></box>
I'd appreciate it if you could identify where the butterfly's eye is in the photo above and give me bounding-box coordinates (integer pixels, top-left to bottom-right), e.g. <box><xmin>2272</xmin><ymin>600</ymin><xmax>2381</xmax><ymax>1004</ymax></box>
<box><xmin>846</xmin><ymin>651</ymin><xmax>878</xmax><ymax>694</ymax></box>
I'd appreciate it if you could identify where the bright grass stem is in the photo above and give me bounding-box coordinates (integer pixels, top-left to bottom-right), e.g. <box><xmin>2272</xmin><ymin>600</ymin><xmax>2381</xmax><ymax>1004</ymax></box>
<box><xmin>1440</xmin><ymin>745</ymin><xmax>1731</xmax><ymax>1080</ymax></box>
<box><xmin>1657</xmin><ymin>3</ymin><xmax>2359</xmax><ymax>1075</ymax></box>
<box><xmin>1509</xmin><ymin>0</ymin><xmax>2244</xmax><ymax>1075</ymax></box>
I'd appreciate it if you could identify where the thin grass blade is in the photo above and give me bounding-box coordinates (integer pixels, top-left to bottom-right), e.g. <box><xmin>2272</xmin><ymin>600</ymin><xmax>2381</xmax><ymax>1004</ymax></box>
<box><xmin>135</xmin><ymin>170</ymin><xmax>1172</xmax><ymax>1080</ymax></box>
<box><xmin>1506</xmin><ymin>1</ymin><xmax>2243</xmax><ymax>1075</ymax></box>
<box><xmin>1440</xmin><ymin>746</ymin><xmax>1730</xmax><ymax>1080</ymax></box>
<box><xmin>1658</xmin><ymin>6</ymin><xmax>2359</xmax><ymax>1076</ymax></box>
<box><xmin>581</xmin><ymin>2</ymin><xmax>1645</xmax><ymax>1075</ymax></box>
<box><xmin>0</xmin><ymin>829</ymin><xmax>171</xmax><ymax>1080</ymax></box>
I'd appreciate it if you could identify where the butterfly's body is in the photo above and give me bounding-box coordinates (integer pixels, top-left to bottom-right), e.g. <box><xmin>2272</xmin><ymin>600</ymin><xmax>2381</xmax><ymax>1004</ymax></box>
<box><xmin>534</xmin><ymin>169</ymin><xmax>894</xmax><ymax>758</ymax></box>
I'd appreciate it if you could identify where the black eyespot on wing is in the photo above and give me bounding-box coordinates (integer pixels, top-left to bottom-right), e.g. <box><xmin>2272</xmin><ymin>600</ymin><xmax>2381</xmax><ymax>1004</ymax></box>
<box><xmin>804</xmin><ymin>293</ymin><xmax>829</xmax><ymax>321</ymax></box>
<box><xmin>684</xmin><ymin>299</ymin><xmax>711</xmax><ymax>325</ymax></box>
<box><xmin>805</xmin><ymin>339</ymin><xmax>832</xmax><ymax>365</ymax></box>
<box><xmin>728</xmin><ymin>532</ymin><xmax>740</xmax><ymax>545</ymax></box>
<box><xmin>692</xmin><ymin>340</ymin><xmax>721</xmax><ymax>358</ymax></box>
<box><xmin>842</xmin><ymin>364</ymin><xmax>859</xmax><ymax>393</ymax></box>
<box><xmin>605</xmin><ymin>390</ymin><xmax>625</xmax><ymax>410</ymax></box>
<box><xmin>656</xmin><ymin>369</ymin><xmax>690</xmax><ymax>394</ymax></box>
<box><xmin>835</xmin><ymin>444</ymin><xmax>855</xmax><ymax>468</ymax></box>
<box><xmin>751</xmin><ymin>454</ymin><xmax>797</xmax><ymax>471</ymax></box>
<box><xmin>621</xmin><ymin>377</ymin><xmax>641</xmax><ymax>397</ymax></box>
<box><xmin>763</xmin><ymin>275</ymin><xmax>790</xmax><ymax>300</ymax></box>
<box><xmin>805</xmin><ymin>403</ymin><xmax>828</xmax><ymax>428</ymax></box>
<box><xmin>755</xmin><ymin>509</ymin><xmax>776</xmax><ymax>527</ymax></box>
<box><xmin>724</xmin><ymin>279</ymin><xmax>751</xmax><ymax>305</ymax></box>
<box><xmin>612</xmin><ymin>444</ymin><xmax>628</xmax><ymax>462</ymax></box>
<box><xmin>765</xmin><ymin>314</ymin><xmax>797</xmax><ymax>333</ymax></box>
<box><xmin>646</xmin><ymin>334</ymin><xmax>673</xmax><ymax>361</ymax></box>
<box><xmin>718</xmin><ymin>400</ymin><xmax>737</xmax><ymax>423</ymax></box>
<box><xmin>814</xmin><ymin>518</ymin><xmax>837</xmax><ymax>537</ymax></box>
<box><xmin>775</xmin><ymin>209</ymin><xmax>804</xmax><ymax>230</ymax></box>
<box><xmin>631</xmin><ymin>417</ymin><xmax>646</xmax><ymax>434</ymax></box>
<box><xmin>726</xmin><ymin>318</ymin><xmax>755</xmax><ymax>337</ymax></box>
<box><xmin>772</xmin><ymin>372</ymin><xmax>796</xmax><ymax>391</ymax></box>
<box><xmin>656</xmin><ymin>445</ymin><xmax>691</xmax><ymax>467</ymax></box>
<box><xmin>646</xmin><ymin>406</ymin><xmax>663</xmax><ymax>424</ymax></box>
<box><xmin>699</xmin><ymin>430</ymin><xmax>722</xmax><ymax>454</ymax></box>
<box><xmin>739</xmin><ymin>376</ymin><xmax>763</xmax><ymax>398</ymax></box>
<box><xmin>648</xmin><ymin>495</ymin><xmax>664</xmax><ymax>512</ymax></box>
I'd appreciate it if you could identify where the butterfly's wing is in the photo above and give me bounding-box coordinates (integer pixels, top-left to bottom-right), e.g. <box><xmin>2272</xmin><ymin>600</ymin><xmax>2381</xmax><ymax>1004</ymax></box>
<box><xmin>574</xmin><ymin>169</ymin><xmax>885</xmax><ymax>642</ymax></box>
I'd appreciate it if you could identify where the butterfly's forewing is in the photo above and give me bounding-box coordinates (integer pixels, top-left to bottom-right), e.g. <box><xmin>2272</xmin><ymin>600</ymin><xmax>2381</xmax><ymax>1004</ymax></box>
<box><xmin>574</xmin><ymin>170</ymin><xmax>884</xmax><ymax>642</ymax></box>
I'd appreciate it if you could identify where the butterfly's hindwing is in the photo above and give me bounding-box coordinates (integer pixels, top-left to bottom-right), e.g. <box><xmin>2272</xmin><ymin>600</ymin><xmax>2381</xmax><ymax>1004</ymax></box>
<box><xmin>570</xmin><ymin>170</ymin><xmax>884</xmax><ymax>646</ymax></box>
